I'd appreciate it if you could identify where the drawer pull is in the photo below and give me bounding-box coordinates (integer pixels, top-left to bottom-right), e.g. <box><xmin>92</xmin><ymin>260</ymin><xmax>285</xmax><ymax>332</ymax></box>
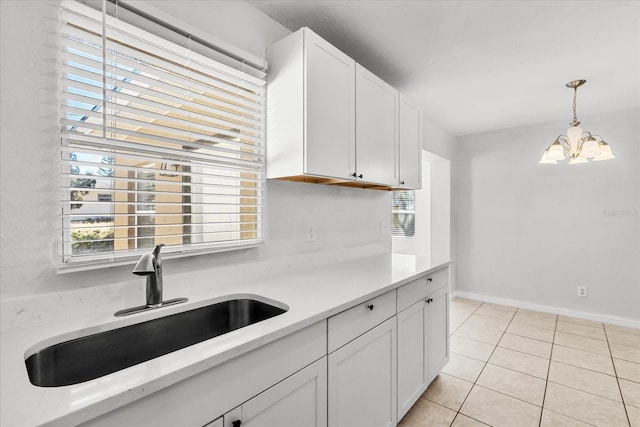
<box><xmin>232</xmin><ymin>421</ymin><xmax>242</xmax><ymax>427</ymax></box>
<box><xmin>426</xmin><ymin>298</ymin><xmax>433</xmax><ymax>304</ymax></box>
<box><xmin>427</xmin><ymin>277</ymin><xmax>433</xmax><ymax>282</ymax></box>
<box><xmin>367</xmin><ymin>304</ymin><xmax>374</xmax><ymax>311</ymax></box>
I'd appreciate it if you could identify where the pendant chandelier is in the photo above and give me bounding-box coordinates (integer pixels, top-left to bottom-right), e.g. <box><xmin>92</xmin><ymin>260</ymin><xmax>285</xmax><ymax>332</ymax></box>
<box><xmin>540</xmin><ymin>80</ymin><xmax>615</xmax><ymax>164</ymax></box>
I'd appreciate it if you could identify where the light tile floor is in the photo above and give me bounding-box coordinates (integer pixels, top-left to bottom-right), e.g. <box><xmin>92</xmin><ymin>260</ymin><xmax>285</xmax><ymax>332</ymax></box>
<box><xmin>399</xmin><ymin>297</ymin><xmax>640</xmax><ymax>427</ymax></box>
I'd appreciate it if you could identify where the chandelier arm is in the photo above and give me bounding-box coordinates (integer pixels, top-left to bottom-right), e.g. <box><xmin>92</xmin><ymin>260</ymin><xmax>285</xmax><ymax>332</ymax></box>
<box><xmin>576</xmin><ymin>131</ymin><xmax>592</xmax><ymax>151</ymax></box>
<box><xmin>556</xmin><ymin>135</ymin><xmax>569</xmax><ymax>150</ymax></box>
<box><xmin>541</xmin><ymin>80</ymin><xmax>614</xmax><ymax>165</ymax></box>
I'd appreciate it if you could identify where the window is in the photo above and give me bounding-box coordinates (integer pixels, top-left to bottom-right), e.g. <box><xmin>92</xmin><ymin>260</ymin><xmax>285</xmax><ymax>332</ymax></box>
<box><xmin>392</xmin><ymin>190</ymin><xmax>415</xmax><ymax>238</ymax></box>
<box><xmin>59</xmin><ymin>1</ymin><xmax>265</xmax><ymax>267</ymax></box>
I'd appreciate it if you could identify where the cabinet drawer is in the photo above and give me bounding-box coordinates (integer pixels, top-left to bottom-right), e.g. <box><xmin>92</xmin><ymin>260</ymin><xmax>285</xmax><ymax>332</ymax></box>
<box><xmin>397</xmin><ymin>267</ymin><xmax>449</xmax><ymax>312</ymax></box>
<box><xmin>328</xmin><ymin>290</ymin><xmax>396</xmax><ymax>353</ymax></box>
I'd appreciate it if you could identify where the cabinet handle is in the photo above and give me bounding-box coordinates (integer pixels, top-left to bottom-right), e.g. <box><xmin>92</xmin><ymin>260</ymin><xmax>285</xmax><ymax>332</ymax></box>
<box><xmin>400</xmin><ymin>180</ymin><xmax>405</xmax><ymax>185</ymax></box>
<box><xmin>358</xmin><ymin>174</ymin><xmax>363</xmax><ymax>179</ymax></box>
<box><xmin>232</xmin><ymin>421</ymin><xmax>242</xmax><ymax>427</ymax></box>
<box><xmin>367</xmin><ymin>304</ymin><xmax>374</xmax><ymax>311</ymax></box>
<box><xmin>427</xmin><ymin>277</ymin><xmax>433</xmax><ymax>282</ymax></box>
<box><xmin>426</xmin><ymin>298</ymin><xmax>433</xmax><ymax>304</ymax></box>
<box><xmin>351</xmin><ymin>172</ymin><xmax>357</xmax><ymax>178</ymax></box>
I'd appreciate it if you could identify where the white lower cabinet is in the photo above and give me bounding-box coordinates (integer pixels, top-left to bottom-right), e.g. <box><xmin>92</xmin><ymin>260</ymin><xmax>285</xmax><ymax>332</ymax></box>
<box><xmin>223</xmin><ymin>357</ymin><xmax>327</xmax><ymax>427</ymax></box>
<box><xmin>397</xmin><ymin>268</ymin><xmax>450</xmax><ymax>422</ymax></box>
<box><xmin>328</xmin><ymin>317</ymin><xmax>397</xmax><ymax>427</ymax></box>
<box><xmin>426</xmin><ymin>286</ymin><xmax>449</xmax><ymax>384</ymax></box>
<box><xmin>397</xmin><ymin>300</ymin><xmax>426</xmax><ymax>420</ymax></box>
<box><xmin>79</xmin><ymin>268</ymin><xmax>450</xmax><ymax>427</ymax></box>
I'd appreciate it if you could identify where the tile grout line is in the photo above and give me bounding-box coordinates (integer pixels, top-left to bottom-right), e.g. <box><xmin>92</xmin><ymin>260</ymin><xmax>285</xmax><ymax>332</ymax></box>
<box><xmin>555</xmin><ymin>328</ymin><xmax>608</xmax><ymax>343</ymax></box>
<box><xmin>535</xmin><ymin>317</ymin><xmax>630</xmax><ymax>426</ymax></box>
<box><xmin>448</xmin><ymin>302</ymin><xmax>520</xmax><ymax>427</ymax></box>
<box><xmin>549</xmin><ymin>357</ymin><xmax>617</xmax><ymax>379</ymax></box>
<box><xmin>604</xmin><ymin>325</ymin><xmax>633</xmax><ymax>427</ymax></box>
<box><xmin>448</xmin><ymin>301</ymin><xmax>485</xmax><ymax>427</ymax></box>
<box><xmin>538</xmin><ymin>312</ymin><xmax>557</xmax><ymax>427</ymax></box>
<box><xmin>445</xmin><ymin>301</ymin><xmax>639</xmax><ymax>427</ymax></box>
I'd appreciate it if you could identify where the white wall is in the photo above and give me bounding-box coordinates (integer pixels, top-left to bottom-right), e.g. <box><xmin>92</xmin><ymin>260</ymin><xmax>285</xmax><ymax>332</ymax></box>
<box><xmin>0</xmin><ymin>0</ymin><xmax>391</xmax><ymax>299</ymax></box>
<box><xmin>428</xmin><ymin>155</ymin><xmax>450</xmax><ymax>263</ymax></box>
<box><xmin>392</xmin><ymin>153</ymin><xmax>451</xmax><ymax>265</ymax></box>
<box><xmin>421</xmin><ymin>117</ymin><xmax>456</xmax><ymax>291</ymax></box>
<box><xmin>422</xmin><ymin>116</ymin><xmax>456</xmax><ymax>161</ymax></box>
<box><xmin>455</xmin><ymin>108</ymin><xmax>640</xmax><ymax>322</ymax></box>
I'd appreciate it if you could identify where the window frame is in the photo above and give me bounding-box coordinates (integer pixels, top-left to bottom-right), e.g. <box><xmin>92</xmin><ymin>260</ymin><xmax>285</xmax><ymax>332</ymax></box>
<box><xmin>392</xmin><ymin>190</ymin><xmax>416</xmax><ymax>239</ymax></box>
<box><xmin>58</xmin><ymin>0</ymin><xmax>265</xmax><ymax>270</ymax></box>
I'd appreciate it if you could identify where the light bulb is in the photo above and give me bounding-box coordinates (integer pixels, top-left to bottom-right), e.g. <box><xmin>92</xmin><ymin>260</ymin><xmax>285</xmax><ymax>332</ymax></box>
<box><xmin>539</xmin><ymin>151</ymin><xmax>557</xmax><ymax>164</ymax></box>
<box><xmin>581</xmin><ymin>138</ymin><xmax>600</xmax><ymax>159</ymax></box>
<box><xmin>569</xmin><ymin>155</ymin><xmax>588</xmax><ymax>165</ymax></box>
<box><xmin>547</xmin><ymin>140</ymin><xmax>566</xmax><ymax>160</ymax></box>
<box><xmin>592</xmin><ymin>141</ymin><xmax>615</xmax><ymax>161</ymax></box>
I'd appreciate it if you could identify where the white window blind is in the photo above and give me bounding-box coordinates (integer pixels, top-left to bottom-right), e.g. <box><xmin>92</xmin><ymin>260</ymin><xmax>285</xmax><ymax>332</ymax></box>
<box><xmin>392</xmin><ymin>190</ymin><xmax>415</xmax><ymax>238</ymax></box>
<box><xmin>59</xmin><ymin>0</ymin><xmax>265</xmax><ymax>267</ymax></box>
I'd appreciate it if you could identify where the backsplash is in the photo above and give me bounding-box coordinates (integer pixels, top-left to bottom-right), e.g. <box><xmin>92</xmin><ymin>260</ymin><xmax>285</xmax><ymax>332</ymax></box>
<box><xmin>1</xmin><ymin>239</ymin><xmax>388</xmax><ymax>334</ymax></box>
<box><xmin>0</xmin><ymin>2</ymin><xmax>392</xmax><ymax>304</ymax></box>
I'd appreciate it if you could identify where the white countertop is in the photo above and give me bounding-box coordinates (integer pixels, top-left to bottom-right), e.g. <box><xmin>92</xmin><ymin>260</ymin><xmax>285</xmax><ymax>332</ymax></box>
<box><xmin>1</xmin><ymin>253</ymin><xmax>450</xmax><ymax>427</ymax></box>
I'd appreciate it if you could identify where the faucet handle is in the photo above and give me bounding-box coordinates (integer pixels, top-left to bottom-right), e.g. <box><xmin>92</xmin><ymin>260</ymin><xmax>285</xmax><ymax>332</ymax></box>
<box><xmin>132</xmin><ymin>244</ymin><xmax>165</xmax><ymax>275</ymax></box>
<box><xmin>152</xmin><ymin>243</ymin><xmax>165</xmax><ymax>257</ymax></box>
<box><xmin>132</xmin><ymin>253</ymin><xmax>154</xmax><ymax>275</ymax></box>
<box><xmin>153</xmin><ymin>244</ymin><xmax>165</xmax><ymax>267</ymax></box>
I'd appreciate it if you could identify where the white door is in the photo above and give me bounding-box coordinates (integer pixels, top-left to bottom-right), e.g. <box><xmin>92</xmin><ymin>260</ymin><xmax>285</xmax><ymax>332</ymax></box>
<box><xmin>328</xmin><ymin>317</ymin><xmax>397</xmax><ymax>427</ymax></box>
<box><xmin>355</xmin><ymin>64</ymin><xmax>398</xmax><ymax>185</ymax></box>
<box><xmin>426</xmin><ymin>286</ymin><xmax>449</xmax><ymax>384</ymax></box>
<box><xmin>224</xmin><ymin>358</ymin><xmax>327</xmax><ymax>427</ymax></box>
<box><xmin>304</xmin><ymin>29</ymin><xmax>356</xmax><ymax>180</ymax></box>
<box><xmin>397</xmin><ymin>300</ymin><xmax>427</xmax><ymax>421</ymax></box>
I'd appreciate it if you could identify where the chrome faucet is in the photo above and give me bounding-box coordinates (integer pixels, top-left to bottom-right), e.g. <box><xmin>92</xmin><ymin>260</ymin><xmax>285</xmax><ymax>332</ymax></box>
<box><xmin>114</xmin><ymin>244</ymin><xmax>188</xmax><ymax>317</ymax></box>
<box><xmin>133</xmin><ymin>244</ymin><xmax>165</xmax><ymax>307</ymax></box>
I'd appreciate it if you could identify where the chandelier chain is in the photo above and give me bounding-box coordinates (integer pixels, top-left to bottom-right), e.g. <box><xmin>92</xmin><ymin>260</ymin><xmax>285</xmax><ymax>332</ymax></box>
<box><xmin>572</xmin><ymin>87</ymin><xmax>578</xmax><ymax>124</ymax></box>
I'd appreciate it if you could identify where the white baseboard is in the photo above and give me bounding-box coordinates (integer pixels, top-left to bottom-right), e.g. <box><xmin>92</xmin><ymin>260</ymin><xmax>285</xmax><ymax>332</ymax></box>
<box><xmin>451</xmin><ymin>290</ymin><xmax>640</xmax><ymax>330</ymax></box>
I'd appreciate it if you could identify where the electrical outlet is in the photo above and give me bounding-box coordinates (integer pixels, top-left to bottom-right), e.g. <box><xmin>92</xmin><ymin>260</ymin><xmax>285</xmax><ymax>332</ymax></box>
<box><xmin>380</xmin><ymin>221</ymin><xmax>388</xmax><ymax>235</ymax></box>
<box><xmin>306</xmin><ymin>223</ymin><xmax>316</xmax><ymax>242</ymax></box>
<box><xmin>577</xmin><ymin>286</ymin><xmax>588</xmax><ymax>297</ymax></box>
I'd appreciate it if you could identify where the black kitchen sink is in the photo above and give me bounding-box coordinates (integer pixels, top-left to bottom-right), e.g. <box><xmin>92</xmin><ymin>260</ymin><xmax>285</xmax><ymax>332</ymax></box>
<box><xmin>25</xmin><ymin>298</ymin><xmax>287</xmax><ymax>387</ymax></box>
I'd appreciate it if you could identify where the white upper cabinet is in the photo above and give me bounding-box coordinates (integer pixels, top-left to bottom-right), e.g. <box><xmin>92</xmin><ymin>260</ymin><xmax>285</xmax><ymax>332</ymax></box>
<box><xmin>398</xmin><ymin>97</ymin><xmax>422</xmax><ymax>189</ymax></box>
<box><xmin>305</xmin><ymin>30</ymin><xmax>356</xmax><ymax>180</ymax></box>
<box><xmin>355</xmin><ymin>64</ymin><xmax>399</xmax><ymax>186</ymax></box>
<box><xmin>266</xmin><ymin>28</ymin><xmax>410</xmax><ymax>188</ymax></box>
<box><xmin>266</xmin><ymin>27</ymin><xmax>355</xmax><ymax>181</ymax></box>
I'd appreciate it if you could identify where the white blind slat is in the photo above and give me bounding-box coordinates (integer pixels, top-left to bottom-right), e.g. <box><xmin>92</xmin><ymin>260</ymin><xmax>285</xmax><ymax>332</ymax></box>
<box><xmin>59</xmin><ymin>0</ymin><xmax>264</xmax><ymax>267</ymax></box>
<box><xmin>392</xmin><ymin>190</ymin><xmax>416</xmax><ymax>238</ymax></box>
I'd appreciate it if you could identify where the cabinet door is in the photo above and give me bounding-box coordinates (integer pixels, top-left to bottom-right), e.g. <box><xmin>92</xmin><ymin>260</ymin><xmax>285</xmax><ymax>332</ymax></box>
<box><xmin>355</xmin><ymin>64</ymin><xmax>398</xmax><ymax>186</ymax></box>
<box><xmin>425</xmin><ymin>286</ymin><xmax>449</xmax><ymax>384</ymax></box>
<box><xmin>398</xmin><ymin>97</ymin><xmax>421</xmax><ymax>189</ymax></box>
<box><xmin>397</xmin><ymin>300</ymin><xmax>426</xmax><ymax>421</ymax></box>
<box><xmin>328</xmin><ymin>317</ymin><xmax>397</xmax><ymax>427</ymax></box>
<box><xmin>305</xmin><ymin>29</ymin><xmax>356</xmax><ymax>180</ymax></box>
<box><xmin>224</xmin><ymin>357</ymin><xmax>327</xmax><ymax>427</ymax></box>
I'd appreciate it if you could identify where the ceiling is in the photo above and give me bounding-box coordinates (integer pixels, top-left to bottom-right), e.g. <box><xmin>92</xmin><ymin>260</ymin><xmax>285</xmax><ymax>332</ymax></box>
<box><xmin>249</xmin><ymin>1</ymin><xmax>640</xmax><ymax>137</ymax></box>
